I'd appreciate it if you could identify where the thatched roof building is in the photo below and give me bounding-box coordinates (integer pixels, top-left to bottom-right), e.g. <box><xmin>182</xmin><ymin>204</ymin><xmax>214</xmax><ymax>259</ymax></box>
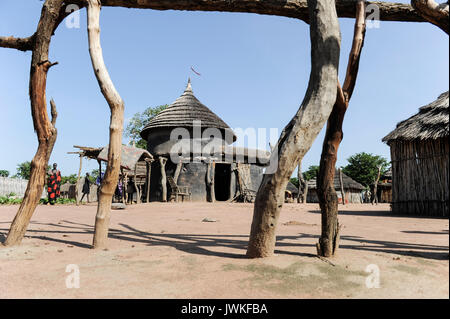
<box><xmin>139</xmin><ymin>80</ymin><xmax>269</xmax><ymax>203</ymax></box>
<box><xmin>141</xmin><ymin>79</ymin><xmax>236</xmax><ymax>145</ymax></box>
<box><xmin>382</xmin><ymin>91</ymin><xmax>449</xmax><ymax>216</ymax></box>
<box><xmin>306</xmin><ymin>170</ymin><xmax>365</xmax><ymax>204</ymax></box>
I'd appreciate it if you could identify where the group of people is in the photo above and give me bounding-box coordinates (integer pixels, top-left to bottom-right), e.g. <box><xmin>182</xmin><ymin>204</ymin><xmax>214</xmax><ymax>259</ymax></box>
<box><xmin>46</xmin><ymin>163</ymin><xmax>137</xmax><ymax>204</ymax></box>
<box><xmin>46</xmin><ymin>163</ymin><xmax>105</xmax><ymax>205</ymax></box>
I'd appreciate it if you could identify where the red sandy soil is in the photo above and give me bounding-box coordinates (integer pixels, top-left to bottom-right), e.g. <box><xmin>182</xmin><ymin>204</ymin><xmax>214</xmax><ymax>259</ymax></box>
<box><xmin>0</xmin><ymin>202</ymin><xmax>448</xmax><ymax>298</ymax></box>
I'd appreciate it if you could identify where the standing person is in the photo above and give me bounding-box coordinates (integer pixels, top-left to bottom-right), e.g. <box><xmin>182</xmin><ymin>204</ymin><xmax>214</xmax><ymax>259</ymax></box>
<box><xmin>80</xmin><ymin>172</ymin><xmax>91</xmax><ymax>203</ymax></box>
<box><xmin>47</xmin><ymin>163</ymin><xmax>61</xmax><ymax>205</ymax></box>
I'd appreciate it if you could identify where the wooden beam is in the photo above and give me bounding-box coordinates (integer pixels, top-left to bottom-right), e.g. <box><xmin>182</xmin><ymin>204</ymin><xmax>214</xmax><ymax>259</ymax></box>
<box><xmin>69</xmin><ymin>0</ymin><xmax>426</xmax><ymax>23</ymax></box>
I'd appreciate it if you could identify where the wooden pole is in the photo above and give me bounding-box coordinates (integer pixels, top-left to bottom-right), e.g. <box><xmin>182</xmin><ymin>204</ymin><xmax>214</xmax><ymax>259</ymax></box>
<box><xmin>159</xmin><ymin>157</ymin><xmax>167</xmax><ymax>202</ymax></box>
<box><xmin>76</xmin><ymin>154</ymin><xmax>83</xmax><ymax>206</ymax></box>
<box><xmin>372</xmin><ymin>165</ymin><xmax>382</xmax><ymax>205</ymax></box>
<box><xmin>146</xmin><ymin>160</ymin><xmax>152</xmax><ymax>203</ymax></box>
<box><xmin>134</xmin><ymin>165</ymin><xmax>140</xmax><ymax>204</ymax></box>
<box><xmin>339</xmin><ymin>168</ymin><xmax>345</xmax><ymax>205</ymax></box>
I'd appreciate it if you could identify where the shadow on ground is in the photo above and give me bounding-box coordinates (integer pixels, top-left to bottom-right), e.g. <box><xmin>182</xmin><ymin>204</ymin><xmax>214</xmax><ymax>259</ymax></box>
<box><xmin>307</xmin><ymin>209</ymin><xmax>449</xmax><ymax>219</ymax></box>
<box><xmin>1</xmin><ymin>219</ymin><xmax>449</xmax><ymax>261</ymax></box>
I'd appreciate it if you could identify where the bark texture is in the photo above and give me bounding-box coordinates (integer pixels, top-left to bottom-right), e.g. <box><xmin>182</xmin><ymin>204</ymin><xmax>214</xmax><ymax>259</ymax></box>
<box><xmin>317</xmin><ymin>0</ymin><xmax>366</xmax><ymax>257</ymax></box>
<box><xmin>246</xmin><ymin>0</ymin><xmax>341</xmax><ymax>258</ymax></box>
<box><xmin>69</xmin><ymin>0</ymin><xmax>426</xmax><ymax>23</ymax></box>
<box><xmin>411</xmin><ymin>0</ymin><xmax>449</xmax><ymax>34</ymax></box>
<box><xmin>2</xmin><ymin>0</ymin><xmax>64</xmax><ymax>246</ymax></box>
<box><xmin>87</xmin><ymin>0</ymin><xmax>125</xmax><ymax>249</ymax></box>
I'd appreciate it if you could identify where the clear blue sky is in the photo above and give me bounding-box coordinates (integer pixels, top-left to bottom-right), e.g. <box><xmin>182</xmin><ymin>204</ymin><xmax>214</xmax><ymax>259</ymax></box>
<box><xmin>0</xmin><ymin>1</ymin><xmax>448</xmax><ymax>177</ymax></box>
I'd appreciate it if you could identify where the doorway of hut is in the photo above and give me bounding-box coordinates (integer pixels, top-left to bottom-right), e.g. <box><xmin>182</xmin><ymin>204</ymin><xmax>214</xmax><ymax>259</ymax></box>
<box><xmin>214</xmin><ymin>163</ymin><xmax>231</xmax><ymax>201</ymax></box>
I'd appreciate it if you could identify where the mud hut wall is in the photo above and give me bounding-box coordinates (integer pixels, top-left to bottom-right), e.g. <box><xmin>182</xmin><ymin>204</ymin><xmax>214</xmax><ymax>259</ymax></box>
<box><xmin>390</xmin><ymin>138</ymin><xmax>449</xmax><ymax>216</ymax></box>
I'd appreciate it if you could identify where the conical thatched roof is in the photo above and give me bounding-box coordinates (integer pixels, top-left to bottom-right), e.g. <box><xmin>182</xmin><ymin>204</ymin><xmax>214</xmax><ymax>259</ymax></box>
<box><xmin>140</xmin><ymin>79</ymin><xmax>236</xmax><ymax>142</ymax></box>
<box><xmin>383</xmin><ymin>91</ymin><xmax>449</xmax><ymax>144</ymax></box>
<box><xmin>306</xmin><ymin>170</ymin><xmax>365</xmax><ymax>191</ymax></box>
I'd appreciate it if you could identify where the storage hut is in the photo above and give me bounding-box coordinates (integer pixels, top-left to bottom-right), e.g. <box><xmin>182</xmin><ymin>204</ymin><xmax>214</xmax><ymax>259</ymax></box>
<box><xmin>306</xmin><ymin>170</ymin><xmax>365</xmax><ymax>203</ymax></box>
<box><xmin>285</xmin><ymin>182</ymin><xmax>299</xmax><ymax>203</ymax></box>
<box><xmin>382</xmin><ymin>91</ymin><xmax>449</xmax><ymax>216</ymax></box>
<box><xmin>140</xmin><ymin>80</ymin><xmax>271</xmax><ymax>202</ymax></box>
<box><xmin>70</xmin><ymin>145</ymin><xmax>154</xmax><ymax>203</ymax></box>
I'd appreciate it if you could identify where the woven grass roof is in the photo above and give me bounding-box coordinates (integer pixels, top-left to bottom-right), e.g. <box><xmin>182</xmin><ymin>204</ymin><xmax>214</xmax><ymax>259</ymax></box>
<box><xmin>383</xmin><ymin>91</ymin><xmax>449</xmax><ymax>144</ymax></box>
<box><xmin>306</xmin><ymin>170</ymin><xmax>365</xmax><ymax>191</ymax></box>
<box><xmin>141</xmin><ymin>80</ymin><xmax>236</xmax><ymax>142</ymax></box>
<box><xmin>286</xmin><ymin>181</ymin><xmax>299</xmax><ymax>194</ymax></box>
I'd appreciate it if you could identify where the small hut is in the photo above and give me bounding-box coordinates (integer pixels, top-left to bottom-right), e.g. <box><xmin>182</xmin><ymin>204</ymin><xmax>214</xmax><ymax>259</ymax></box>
<box><xmin>140</xmin><ymin>80</ymin><xmax>271</xmax><ymax>202</ymax></box>
<box><xmin>285</xmin><ymin>182</ymin><xmax>299</xmax><ymax>203</ymax></box>
<box><xmin>69</xmin><ymin>145</ymin><xmax>154</xmax><ymax>203</ymax></box>
<box><xmin>382</xmin><ymin>91</ymin><xmax>449</xmax><ymax>216</ymax></box>
<box><xmin>306</xmin><ymin>170</ymin><xmax>365</xmax><ymax>204</ymax></box>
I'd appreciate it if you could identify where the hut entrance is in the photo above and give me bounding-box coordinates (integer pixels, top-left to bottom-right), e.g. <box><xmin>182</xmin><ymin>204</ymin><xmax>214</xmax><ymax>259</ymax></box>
<box><xmin>214</xmin><ymin>163</ymin><xmax>231</xmax><ymax>201</ymax></box>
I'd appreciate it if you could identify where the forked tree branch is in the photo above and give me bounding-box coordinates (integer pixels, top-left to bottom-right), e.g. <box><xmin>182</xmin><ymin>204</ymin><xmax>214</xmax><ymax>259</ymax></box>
<box><xmin>412</xmin><ymin>0</ymin><xmax>449</xmax><ymax>33</ymax></box>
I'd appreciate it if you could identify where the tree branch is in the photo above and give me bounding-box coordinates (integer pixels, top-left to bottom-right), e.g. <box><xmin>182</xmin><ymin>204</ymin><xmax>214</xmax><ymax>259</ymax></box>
<box><xmin>342</xmin><ymin>0</ymin><xmax>366</xmax><ymax>102</ymax></box>
<box><xmin>411</xmin><ymin>0</ymin><xmax>449</xmax><ymax>33</ymax></box>
<box><xmin>0</xmin><ymin>35</ymin><xmax>35</xmax><ymax>51</ymax></box>
<box><xmin>69</xmin><ymin>0</ymin><xmax>425</xmax><ymax>23</ymax></box>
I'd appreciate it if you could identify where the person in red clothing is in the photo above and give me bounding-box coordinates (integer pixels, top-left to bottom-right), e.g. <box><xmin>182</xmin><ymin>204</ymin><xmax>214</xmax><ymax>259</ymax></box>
<box><xmin>47</xmin><ymin>163</ymin><xmax>61</xmax><ymax>205</ymax></box>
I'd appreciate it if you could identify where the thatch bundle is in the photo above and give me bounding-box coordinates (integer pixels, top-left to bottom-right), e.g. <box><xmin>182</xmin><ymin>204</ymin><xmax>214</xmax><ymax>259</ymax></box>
<box><xmin>383</xmin><ymin>91</ymin><xmax>449</xmax><ymax>216</ymax></box>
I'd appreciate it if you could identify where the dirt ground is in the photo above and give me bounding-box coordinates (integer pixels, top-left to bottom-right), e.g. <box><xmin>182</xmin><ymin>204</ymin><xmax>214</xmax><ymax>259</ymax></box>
<box><xmin>0</xmin><ymin>202</ymin><xmax>448</xmax><ymax>299</ymax></box>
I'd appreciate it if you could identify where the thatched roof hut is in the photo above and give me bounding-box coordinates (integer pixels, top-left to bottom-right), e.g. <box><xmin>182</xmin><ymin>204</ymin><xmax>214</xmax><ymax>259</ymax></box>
<box><xmin>306</xmin><ymin>170</ymin><xmax>365</xmax><ymax>203</ymax></box>
<box><xmin>140</xmin><ymin>79</ymin><xmax>236</xmax><ymax>144</ymax></box>
<box><xmin>382</xmin><ymin>91</ymin><xmax>449</xmax><ymax>216</ymax></box>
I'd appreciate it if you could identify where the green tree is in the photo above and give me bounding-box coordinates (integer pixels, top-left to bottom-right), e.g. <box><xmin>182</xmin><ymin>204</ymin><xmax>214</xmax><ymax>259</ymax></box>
<box><xmin>342</xmin><ymin>152</ymin><xmax>389</xmax><ymax>187</ymax></box>
<box><xmin>0</xmin><ymin>170</ymin><xmax>9</xmax><ymax>177</ymax></box>
<box><xmin>303</xmin><ymin>165</ymin><xmax>320</xmax><ymax>181</ymax></box>
<box><xmin>61</xmin><ymin>174</ymin><xmax>78</xmax><ymax>184</ymax></box>
<box><xmin>125</xmin><ymin>104</ymin><xmax>168</xmax><ymax>149</ymax></box>
<box><xmin>15</xmin><ymin>161</ymin><xmax>51</xmax><ymax>180</ymax></box>
<box><xmin>16</xmin><ymin>161</ymin><xmax>32</xmax><ymax>180</ymax></box>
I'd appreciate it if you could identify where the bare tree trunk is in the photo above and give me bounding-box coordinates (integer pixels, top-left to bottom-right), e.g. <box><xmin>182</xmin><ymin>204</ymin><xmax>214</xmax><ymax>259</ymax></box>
<box><xmin>246</xmin><ymin>0</ymin><xmax>341</xmax><ymax>258</ymax></box>
<box><xmin>87</xmin><ymin>0</ymin><xmax>125</xmax><ymax>249</ymax></box>
<box><xmin>317</xmin><ymin>0</ymin><xmax>366</xmax><ymax>257</ymax></box>
<box><xmin>159</xmin><ymin>157</ymin><xmax>167</xmax><ymax>202</ymax></box>
<box><xmin>3</xmin><ymin>0</ymin><xmax>64</xmax><ymax>246</ymax></box>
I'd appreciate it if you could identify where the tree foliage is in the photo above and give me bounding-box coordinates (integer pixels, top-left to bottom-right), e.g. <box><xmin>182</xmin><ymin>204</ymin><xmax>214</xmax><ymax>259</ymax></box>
<box><xmin>0</xmin><ymin>170</ymin><xmax>9</xmax><ymax>177</ymax></box>
<box><xmin>289</xmin><ymin>177</ymin><xmax>299</xmax><ymax>188</ymax></box>
<box><xmin>61</xmin><ymin>174</ymin><xmax>77</xmax><ymax>184</ymax></box>
<box><xmin>15</xmin><ymin>161</ymin><xmax>33</xmax><ymax>180</ymax></box>
<box><xmin>125</xmin><ymin>104</ymin><xmax>168</xmax><ymax>149</ymax></box>
<box><xmin>342</xmin><ymin>152</ymin><xmax>389</xmax><ymax>187</ymax></box>
<box><xmin>303</xmin><ymin>165</ymin><xmax>320</xmax><ymax>181</ymax></box>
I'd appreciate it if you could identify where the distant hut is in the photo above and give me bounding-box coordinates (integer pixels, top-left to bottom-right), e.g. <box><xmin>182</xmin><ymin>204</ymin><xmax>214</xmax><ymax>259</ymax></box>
<box><xmin>376</xmin><ymin>167</ymin><xmax>392</xmax><ymax>203</ymax></box>
<box><xmin>382</xmin><ymin>91</ymin><xmax>449</xmax><ymax>216</ymax></box>
<box><xmin>70</xmin><ymin>145</ymin><xmax>154</xmax><ymax>203</ymax></box>
<box><xmin>306</xmin><ymin>170</ymin><xmax>365</xmax><ymax>203</ymax></box>
<box><xmin>140</xmin><ymin>79</ymin><xmax>270</xmax><ymax>202</ymax></box>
